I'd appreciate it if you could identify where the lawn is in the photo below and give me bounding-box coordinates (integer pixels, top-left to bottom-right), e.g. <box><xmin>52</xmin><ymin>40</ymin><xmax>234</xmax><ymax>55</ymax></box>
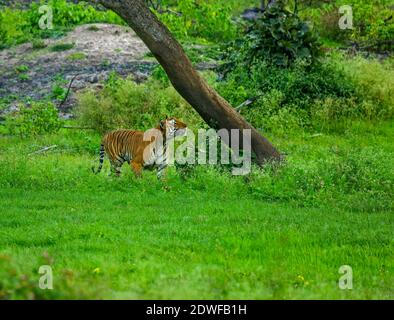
<box><xmin>0</xmin><ymin>123</ymin><xmax>392</xmax><ymax>299</ymax></box>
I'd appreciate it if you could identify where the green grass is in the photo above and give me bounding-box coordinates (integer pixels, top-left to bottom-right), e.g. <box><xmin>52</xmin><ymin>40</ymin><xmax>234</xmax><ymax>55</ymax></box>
<box><xmin>0</xmin><ymin>122</ymin><xmax>392</xmax><ymax>299</ymax></box>
<box><xmin>0</xmin><ymin>0</ymin><xmax>393</xmax><ymax>300</ymax></box>
<box><xmin>66</xmin><ymin>52</ymin><xmax>87</xmax><ymax>61</ymax></box>
<box><xmin>50</xmin><ymin>43</ymin><xmax>75</xmax><ymax>52</ymax></box>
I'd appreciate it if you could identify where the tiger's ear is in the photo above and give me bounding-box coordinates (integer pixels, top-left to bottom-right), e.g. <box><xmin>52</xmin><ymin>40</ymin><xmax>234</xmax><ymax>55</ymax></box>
<box><xmin>160</xmin><ymin>120</ymin><xmax>165</xmax><ymax>129</ymax></box>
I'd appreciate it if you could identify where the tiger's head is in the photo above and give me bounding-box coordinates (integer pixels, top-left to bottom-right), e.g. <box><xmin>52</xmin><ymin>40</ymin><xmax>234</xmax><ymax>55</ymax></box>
<box><xmin>159</xmin><ymin>117</ymin><xmax>187</xmax><ymax>138</ymax></box>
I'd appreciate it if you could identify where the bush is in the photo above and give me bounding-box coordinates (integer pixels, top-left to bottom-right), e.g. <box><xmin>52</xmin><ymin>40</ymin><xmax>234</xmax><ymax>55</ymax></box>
<box><xmin>221</xmin><ymin>0</ymin><xmax>321</xmax><ymax>72</ymax></box>
<box><xmin>0</xmin><ymin>0</ymin><xmax>124</xmax><ymax>49</ymax></box>
<box><xmin>301</xmin><ymin>0</ymin><xmax>394</xmax><ymax>49</ymax></box>
<box><xmin>217</xmin><ymin>44</ymin><xmax>393</xmax><ymax>134</ymax></box>
<box><xmin>31</xmin><ymin>38</ymin><xmax>47</xmax><ymax>49</ymax></box>
<box><xmin>0</xmin><ymin>7</ymin><xmax>30</xmax><ymax>48</ymax></box>
<box><xmin>76</xmin><ymin>75</ymin><xmax>203</xmax><ymax>134</ymax></box>
<box><xmin>26</xmin><ymin>0</ymin><xmax>124</xmax><ymax>30</ymax></box>
<box><xmin>340</xmin><ymin>56</ymin><xmax>394</xmax><ymax>119</ymax></box>
<box><xmin>157</xmin><ymin>0</ymin><xmax>238</xmax><ymax>42</ymax></box>
<box><xmin>5</xmin><ymin>102</ymin><xmax>62</xmax><ymax>137</ymax></box>
<box><xmin>216</xmin><ymin>55</ymin><xmax>358</xmax><ymax>133</ymax></box>
<box><xmin>247</xmin><ymin>145</ymin><xmax>393</xmax><ymax>211</ymax></box>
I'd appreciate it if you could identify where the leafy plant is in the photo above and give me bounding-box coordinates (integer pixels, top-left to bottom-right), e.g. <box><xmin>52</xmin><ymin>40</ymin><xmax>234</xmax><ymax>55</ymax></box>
<box><xmin>5</xmin><ymin>102</ymin><xmax>62</xmax><ymax>136</ymax></box>
<box><xmin>300</xmin><ymin>0</ymin><xmax>394</xmax><ymax>50</ymax></box>
<box><xmin>15</xmin><ymin>65</ymin><xmax>29</xmax><ymax>73</ymax></box>
<box><xmin>67</xmin><ymin>52</ymin><xmax>87</xmax><ymax>60</ymax></box>
<box><xmin>50</xmin><ymin>43</ymin><xmax>75</xmax><ymax>52</ymax></box>
<box><xmin>76</xmin><ymin>74</ymin><xmax>203</xmax><ymax>134</ymax></box>
<box><xmin>31</xmin><ymin>38</ymin><xmax>47</xmax><ymax>49</ymax></box>
<box><xmin>221</xmin><ymin>0</ymin><xmax>321</xmax><ymax>72</ymax></box>
<box><xmin>216</xmin><ymin>54</ymin><xmax>359</xmax><ymax>133</ymax></box>
<box><xmin>87</xmin><ymin>24</ymin><xmax>100</xmax><ymax>31</ymax></box>
<box><xmin>18</xmin><ymin>74</ymin><xmax>30</xmax><ymax>82</ymax></box>
<box><xmin>0</xmin><ymin>0</ymin><xmax>124</xmax><ymax>50</ymax></box>
<box><xmin>51</xmin><ymin>85</ymin><xmax>66</xmax><ymax>101</ymax></box>
<box><xmin>157</xmin><ymin>0</ymin><xmax>238</xmax><ymax>42</ymax></box>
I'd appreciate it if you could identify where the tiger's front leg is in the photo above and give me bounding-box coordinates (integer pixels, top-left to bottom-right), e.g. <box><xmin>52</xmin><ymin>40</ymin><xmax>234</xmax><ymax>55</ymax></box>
<box><xmin>131</xmin><ymin>161</ymin><xmax>143</xmax><ymax>178</ymax></box>
<box><xmin>156</xmin><ymin>163</ymin><xmax>167</xmax><ymax>180</ymax></box>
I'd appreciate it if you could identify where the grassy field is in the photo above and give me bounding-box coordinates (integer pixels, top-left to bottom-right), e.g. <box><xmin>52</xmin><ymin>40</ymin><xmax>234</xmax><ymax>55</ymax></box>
<box><xmin>0</xmin><ymin>0</ymin><xmax>393</xmax><ymax>301</ymax></box>
<box><xmin>0</xmin><ymin>122</ymin><xmax>393</xmax><ymax>299</ymax></box>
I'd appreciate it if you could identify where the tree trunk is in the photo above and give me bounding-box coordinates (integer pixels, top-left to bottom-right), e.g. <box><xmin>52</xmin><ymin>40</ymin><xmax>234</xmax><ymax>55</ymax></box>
<box><xmin>91</xmin><ymin>0</ymin><xmax>282</xmax><ymax>165</ymax></box>
<box><xmin>261</xmin><ymin>0</ymin><xmax>265</xmax><ymax>11</ymax></box>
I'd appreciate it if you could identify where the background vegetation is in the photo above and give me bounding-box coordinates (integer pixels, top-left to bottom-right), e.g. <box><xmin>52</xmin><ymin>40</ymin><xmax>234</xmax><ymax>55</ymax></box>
<box><xmin>0</xmin><ymin>0</ymin><xmax>393</xmax><ymax>299</ymax></box>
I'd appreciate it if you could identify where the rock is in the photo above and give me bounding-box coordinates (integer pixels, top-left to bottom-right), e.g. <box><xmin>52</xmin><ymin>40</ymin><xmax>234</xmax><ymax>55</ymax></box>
<box><xmin>241</xmin><ymin>8</ymin><xmax>262</xmax><ymax>21</ymax></box>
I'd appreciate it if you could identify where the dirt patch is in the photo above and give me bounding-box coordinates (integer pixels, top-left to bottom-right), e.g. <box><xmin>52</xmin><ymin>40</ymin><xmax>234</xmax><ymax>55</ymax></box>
<box><xmin>0</xmin><ymin>23</ymin><xmax>156</xmax><ymax>114</ymax></box>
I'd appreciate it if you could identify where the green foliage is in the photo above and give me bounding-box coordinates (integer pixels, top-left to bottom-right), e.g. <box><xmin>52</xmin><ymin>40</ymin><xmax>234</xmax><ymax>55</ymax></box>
<box><xmin>51</xmin><ymin>85</ymin><xmax>66</xmax><ymax>101</ymax></box>
<box><xmin>26</xmin><ymin>0</ymin><xmax>124</xmax><ymax>30</ymax></box>
<box><xmin>217</xmin><ymin>34</ymin><xmax>393</xmax><ymax>134</ymax></box>
<box><xmin>221</xmin><ymin>1</ymin><xmax>321</xmax><ymax>71</ymax></box>
<box><xmin>301</xmin><ymin>0</ymin><xmax>394</xmax><ymax>49</ymax></box>
<box><xmin>340</xmin><ymin>55</ymin><xmax>394</xmax><ymax>119</ymax></box>
<box><xmin>151</xmin><ymin>65</ymin><xmax>170</xmax><ymax>86</ymax></box>
<box><xmin>0</xmin><ymin>120</ymin><xmax>392</xmax><ymax>298</ymax></box>
<box><xmin>217</xmin><ymin>55</ymin><xmax>361</xmax><ymax>133</ymax></box>
<box><xmin>50</xmin><ymin>74</ymin><xmax>68</xmax><ymax>101</ymax></box>
<box><xmin>50</xmin><ymin>42</ymin><xmax>75</xmax><ymax>52</ymax></box>
<box><xmin>18</xmin><ymin>73</ymin><xmax>30</xmax><ymax>82</ymax></box>
<box><xmin>0</xmin><ymin>0</ymin><xmax>124</xmax><ymax>49</ymax></box>
<box><xmin>0</xmin><ymin>7</ymin><xmax>30</xmax><ymax>49</ymax></box>
<box><xmin>5</xmin><ymin>102</ymin><xmax>62</xmax><ymax>137</ymax></box>
<box><xmin>15</xmin><ymin>64</ymin><xmax>29</xmax><ymax>73</ymax></box>
<box><xmin>157</xmin><ymin>0</ymin><xmax>238</xmax><ymax>42</ymax></box>
<box><xmin>76</xmin><ymin>74</ymin><xmax>203</xmax><ymax>134</ymax></box>
<box><xmin>66</xmin><ymin>52</ymin><xmax>87</xmax><ymax>60</ymax></box>
<box><xmin>31</xmin><ymin>38</ymin><xmax>47</xmax><ymax>49</ymax></box>
<box><xmin>86</xmin><ymin>24</ymin><xmax>100</xmax><ymax>32</ymax></box>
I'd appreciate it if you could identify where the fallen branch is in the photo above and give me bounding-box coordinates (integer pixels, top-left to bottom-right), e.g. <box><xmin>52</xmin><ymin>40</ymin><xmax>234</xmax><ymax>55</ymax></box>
<box><xmin>28</xmin><ymin>145</ymin><xmax>57</xmax><ymax>156</ymax></box>
<box><xmin>309</xmin><ymin>133</ymin><xmax>323</xmax><ymax>138</ymax></box>
<box><xmin>62</xmin><ymin>125</ymin><xmax>94</xmax><ymax>130</ymax></box>
<box><xmin>58</xmin><ymin>73</ymin><xmax>80</xmax><ymax>108</ymax></box>
<box><xmin>235</xmin><ymin>95</ymin><xmax>263</xmax><ymax>113</ymax></box>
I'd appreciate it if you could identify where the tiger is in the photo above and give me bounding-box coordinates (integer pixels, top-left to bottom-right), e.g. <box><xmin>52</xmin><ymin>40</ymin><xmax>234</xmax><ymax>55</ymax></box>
<box><xmin>92</xmin><ymin>117</ymin><xmax>187</xmax><ymax>179</ymax></box>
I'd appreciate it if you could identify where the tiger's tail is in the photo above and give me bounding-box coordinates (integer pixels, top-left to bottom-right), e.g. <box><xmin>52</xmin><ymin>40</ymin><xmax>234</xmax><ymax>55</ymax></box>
<box><xmin>92</xmin><ymin>144</ymin><xmax>105</xmax><ymax>174</ymax></box>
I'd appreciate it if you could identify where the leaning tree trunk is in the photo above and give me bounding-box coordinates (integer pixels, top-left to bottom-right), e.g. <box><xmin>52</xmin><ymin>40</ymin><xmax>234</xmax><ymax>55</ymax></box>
<box><xmin>90</xmin><ymin>0</ymin><xmax>282</xmax><ymax>165</ymax></box>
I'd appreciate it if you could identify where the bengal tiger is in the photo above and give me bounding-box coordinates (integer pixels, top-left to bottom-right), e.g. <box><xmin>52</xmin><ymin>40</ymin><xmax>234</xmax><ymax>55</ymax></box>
<box><xmin>92</xmin><ymin>117</ymin><xmax>187</xmax><ymax>179</ymax></box>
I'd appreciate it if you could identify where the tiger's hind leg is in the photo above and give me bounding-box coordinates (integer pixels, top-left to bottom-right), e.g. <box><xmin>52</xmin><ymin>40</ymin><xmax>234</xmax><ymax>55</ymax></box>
<box><xmin>110</xmin><ymin>159</ymin><xmax>124</xmax><ymax>177</ymax></box>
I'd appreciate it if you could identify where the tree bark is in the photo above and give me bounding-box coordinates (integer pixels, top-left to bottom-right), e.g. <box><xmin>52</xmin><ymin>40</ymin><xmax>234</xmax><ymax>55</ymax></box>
<box><xmin>90</xmin><ymin>0</ymin><xmax>282</xmax><ymax>165</ymax></box>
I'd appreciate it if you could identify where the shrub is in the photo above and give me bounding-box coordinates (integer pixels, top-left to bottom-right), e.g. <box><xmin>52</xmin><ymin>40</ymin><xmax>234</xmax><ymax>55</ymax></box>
<box><xmin>66</xmin><ymin>52</ymin><xmax>87</xmax><ymax>60</ymax></box>
<box><xmin>301</xmin><ymin>0</ymin><xmax>394</xmax><ymax>49</ymax></box>
<box><xmin>0</xmin><ymin>0</ymin><xmax>124</xmax><ymax>49</ymax></box>
<box><xmin>157</xmin><ymin>0</ymin><xmax>238</xmax><ymax>42</ymax></box>
<box><xmin>221</xmin><ymin>0</ymin><xmax>321</xmax><ymax>72</ymax></box>
<box><xmin>0</xmin><ymin>7</ymin><xmax>30</xmax><ymax>49</ymax></box>
<box><xmin>31</xmin><ymin>38</ymin><xmax>47</xmax><ymax>49</ymax></box>
<box><xmin>26</xmin><ymin>0</ymin><xmax>124</xmax><ymax>30</ymax></box>
<box><xmin>76</xmin><ymin>75</ymin><xmax>203</xmax><ymax>134</ymax></box>
<box><xmin>50</xmin><ymin>43</ymin><xmax>75</xmax><ymax>52</ymax></box>
<box><xmin>217</xmin><ymin>47</ymin><xmax>392</xmax><ymax>134</ymax></box>
<box><xmin>5</xmin><ymin>102</ymin><xmax>63</xmax><ymax>137</ymax></box>
<box><xmin>247</xmin><ymin>145</ymin><xmax>393</xmax><ymax>211</ymax></box>
<box><xmin>216</xmin><ymin>56</ymin><xmax>357</xmax><ymax>132</ymax></box>
<box><xmin>340</xmin><ymin>55</ymin><xmax>394</xmax><ymax>119</ymax></box>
